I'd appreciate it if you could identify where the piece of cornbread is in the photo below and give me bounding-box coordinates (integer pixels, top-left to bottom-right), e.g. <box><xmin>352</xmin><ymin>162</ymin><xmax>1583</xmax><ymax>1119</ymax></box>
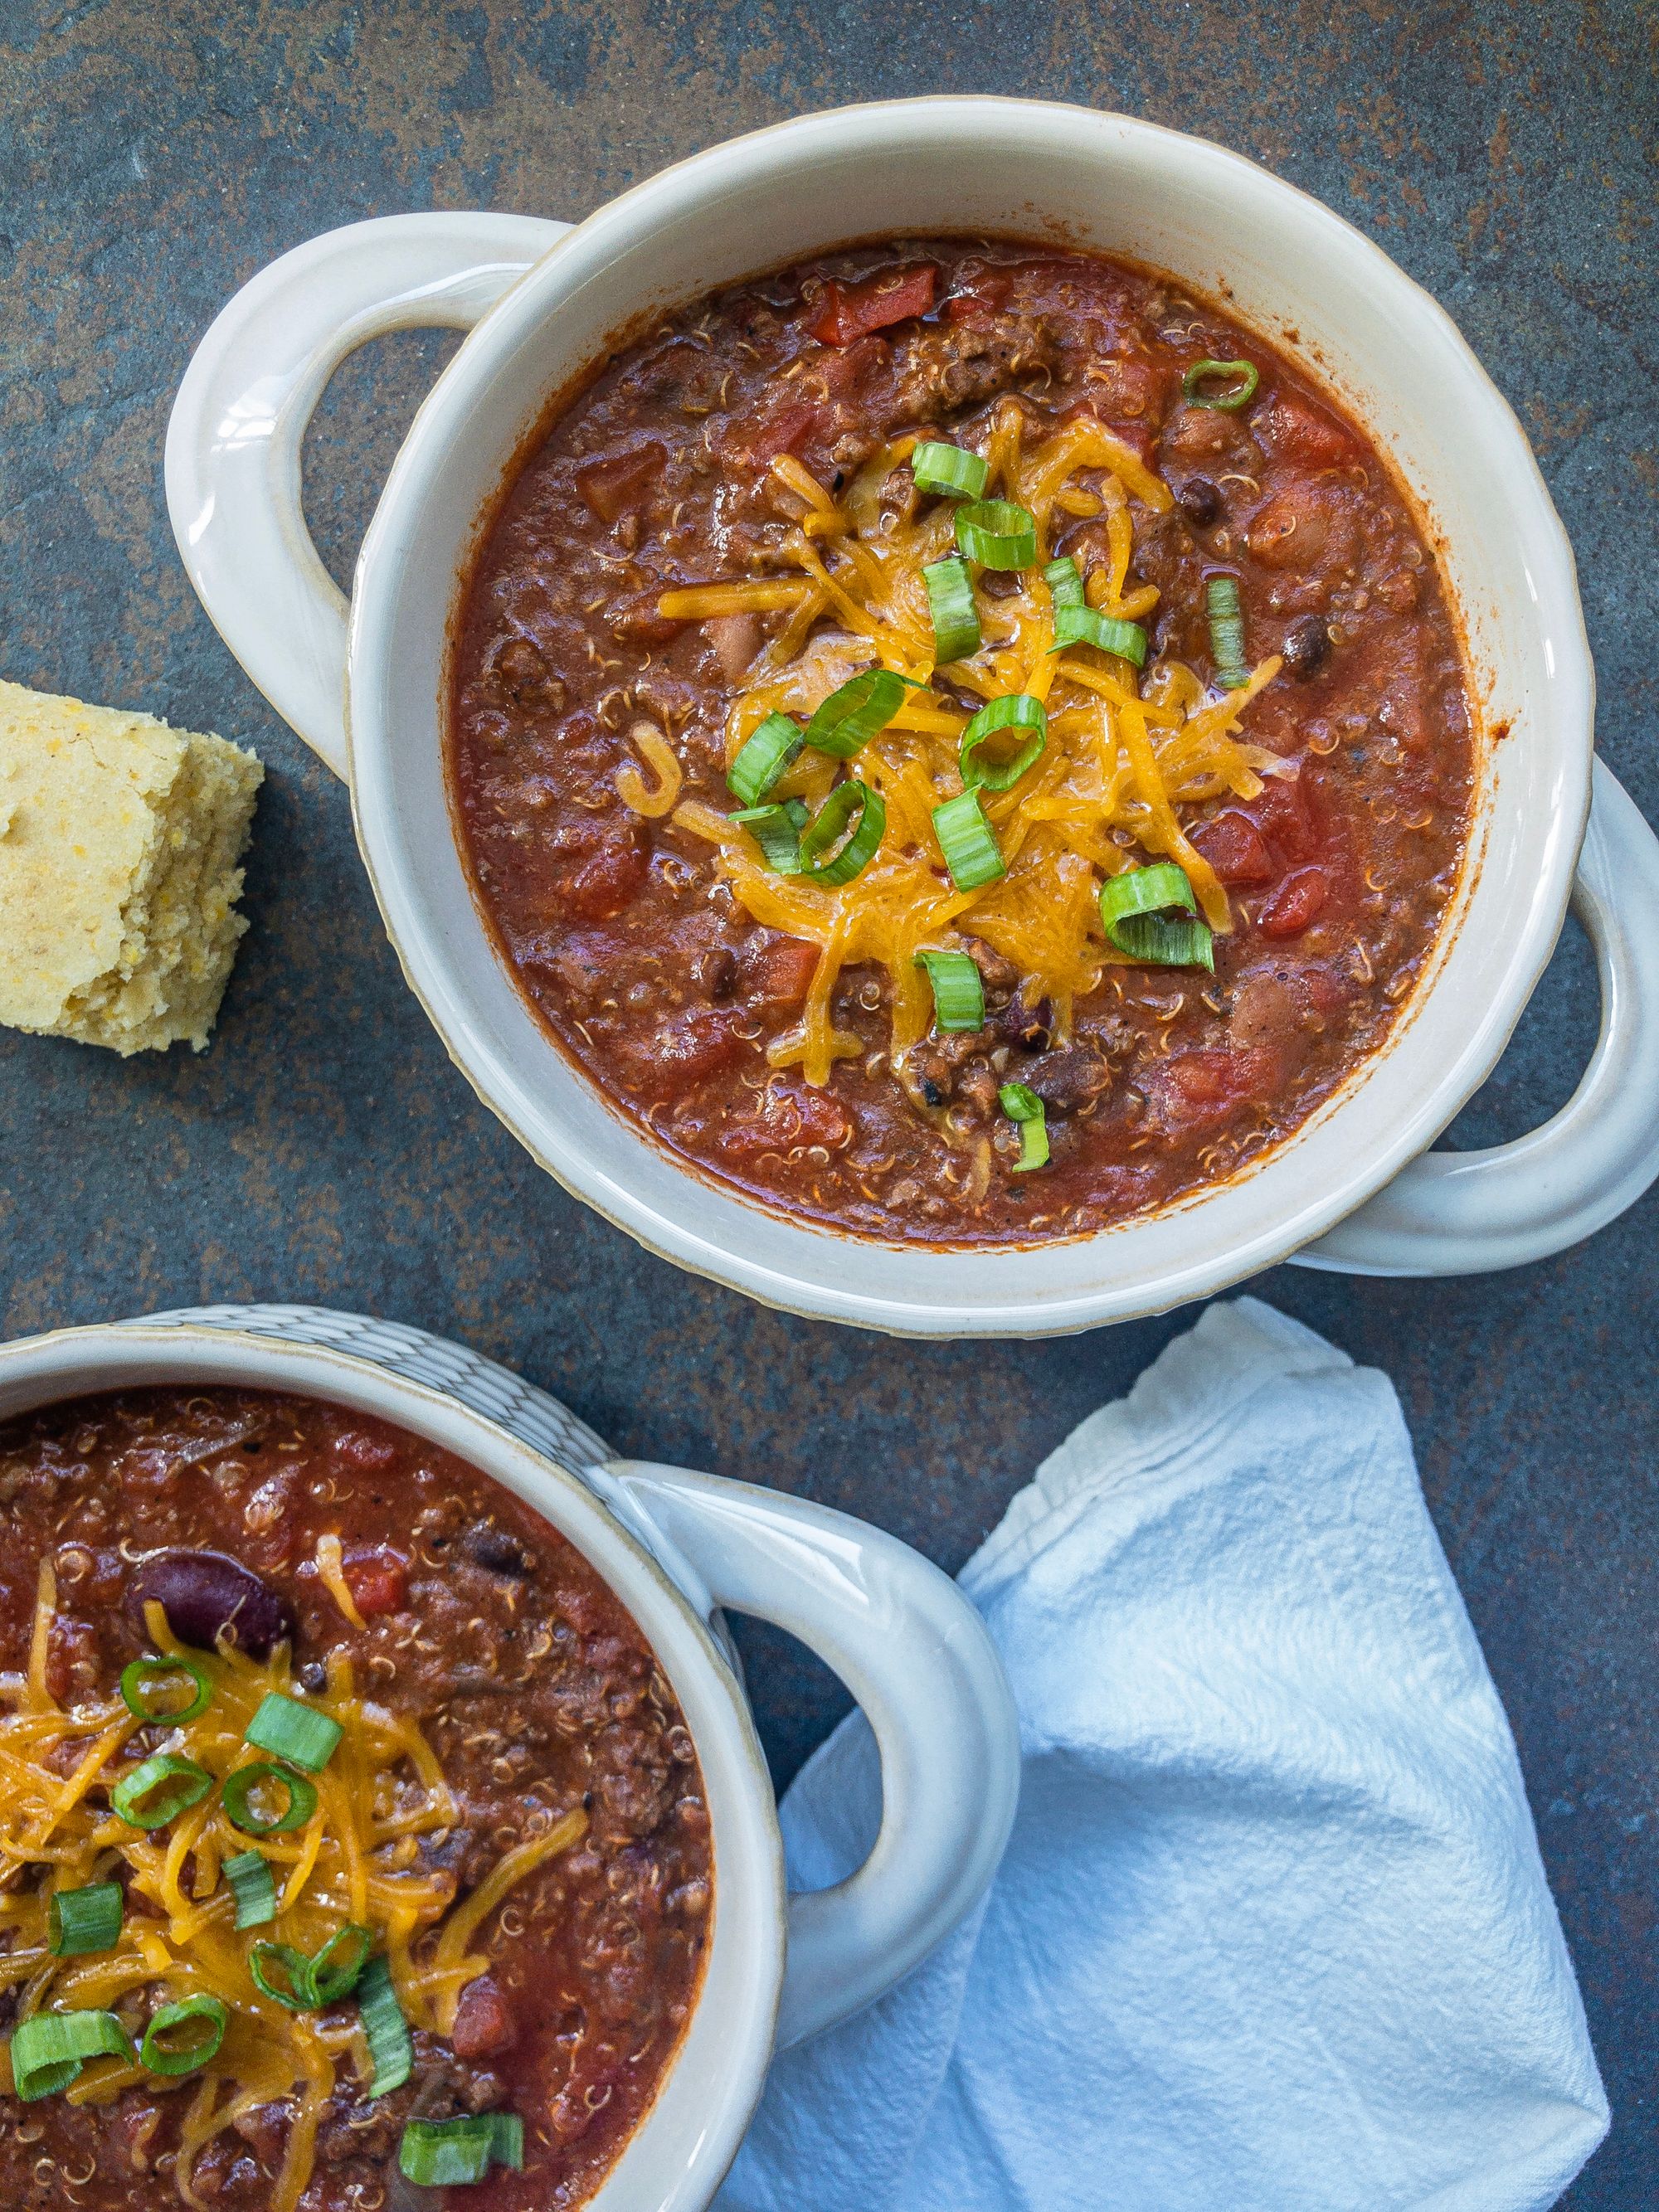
<box><xmin>0</xmin><ymin>678</ymin><xmax>263</xmax><ymax>1054</ymax></box>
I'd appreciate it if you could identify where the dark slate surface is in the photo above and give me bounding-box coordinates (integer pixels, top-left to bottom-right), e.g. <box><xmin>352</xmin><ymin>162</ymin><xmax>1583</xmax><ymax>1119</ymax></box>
<box><xmin>1</xmin><ymin>3</ymin><xmax>1652</xmax><ymax>2200</ymax></box>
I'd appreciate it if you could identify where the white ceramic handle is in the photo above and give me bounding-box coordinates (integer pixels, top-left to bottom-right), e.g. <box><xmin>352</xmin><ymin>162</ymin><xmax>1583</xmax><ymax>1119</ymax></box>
<box><xmin>1297</xmin><ymin>760</ymin><xmax>1659</xmax><ymax>1275</ymax></box>
<box><xmin>164</xmin><ymin>211</ymin><xmax>571</xmax><ymax>780</ymax></box>
<box><xmin>594</xmin><ymin>1458</ymin><xmax>1020</xmax><ymax>2049</ymax></box>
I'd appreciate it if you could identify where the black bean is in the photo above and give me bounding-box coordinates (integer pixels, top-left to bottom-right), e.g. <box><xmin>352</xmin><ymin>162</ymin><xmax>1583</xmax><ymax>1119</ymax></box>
<box><xmin>1177</xmin><ymin>476</ymin><xmax>1222</xmax><ymax>527</ymax></box>
<box><xmin>1282</xmin><ymin>614</ymin><xmax>1332</xmax><ymax>680</ymax></box>
<box><xmin>468</xmin><ymin>1524</ymin><xmax>533</xmax><ymax>1578</ymax></box>
<box><xmin>127</xmin><ymin>1550</ymin><xmax>295</xmax><ymax>1660</ymax></box>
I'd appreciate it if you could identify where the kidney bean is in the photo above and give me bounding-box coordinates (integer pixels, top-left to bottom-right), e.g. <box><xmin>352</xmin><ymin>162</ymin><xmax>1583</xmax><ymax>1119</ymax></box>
<box><xmin>127</xmin><ymin>1549</ymin><xmax>295</xmax><ymax>1660</ymax></box>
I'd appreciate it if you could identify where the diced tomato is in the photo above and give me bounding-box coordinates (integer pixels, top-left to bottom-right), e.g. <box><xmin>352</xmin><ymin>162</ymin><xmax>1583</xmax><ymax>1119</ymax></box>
<box><xmin>333</xmin><ymin>1428</ymin><xmax>397</xmax><ymax>1474</ymax></box>
<box><xmin>808</xmin><ymin>264</ymin><xmax>937</xmax><ymax>347</ymax></box>
<box><xmin>640</xmin><ymin>1009</ymin><xmax>746</xmax><ymax>1100</ymax></box>
<box><xmin>727</xmin><ymin>401</ymin><xmax>820</xmax><ymax>468</ymax></box>
<box><xmin>343</xmin><ymin>1547</ymin><xmax>408</xmax><ymax>1617</ymax></box>
<box><xmin>451</xmin><ymin>1976</ymin><xmax>518</xmax><ymax>2059</ymax></box>
<box><xmin>1255</xmin><ymin>391</ymin><xmax>1361</xmax><ymax>471</ymax></box>
<box><xmin>946</xmin><ymin>269</ymin><xmax>1013</xmax><ymax>323</ymax></box>
<box><xmin>1161</xmin><ymin>1045</ymin><xmax>1277</xmax><ymax>1124</ymax></box>
<box><xmin>559</xmin><ymin>824</ymin><xmax>649</xmax><ymax>921</ymax></box>
<box><xmin>741</xmin><ymin>934</ymin><xmax>820</xmax><ymax>1009</ymax></box>
<box><xmin>719</xmin><ymin>1082</ymin><xmax>854</xmax><ymax>1162</ymax></box>
<box><xmin>1191</xmin><ymin>809</ymin><xmax>1274</xmax><ymax>886</ymax></box>
<box><xmin>575</xmin><ymin>439</ymin><xmax>665</xmax><ymax>523</ymax></box>
<box><xmin>1259</xmin><ymin>867</ymin><xmax>1330</xmax><ymax>939</ymax></box>
<box><xmin>1249</xmin><ymin>776</ymin><xmax>1316</xmax><ymax>863</ymax></box>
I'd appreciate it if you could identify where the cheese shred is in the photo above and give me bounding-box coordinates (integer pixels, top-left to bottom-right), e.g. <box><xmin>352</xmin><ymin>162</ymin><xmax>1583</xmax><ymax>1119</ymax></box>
<box><xmin>0</xmin><ymin>1558</ymin><xmax>588</xmax><ymax>2212</ymax></box>
<box><xmin>657</xmin><ymin>404</ymin><xmax>1286</xmax><ymax>1082</ymax></box>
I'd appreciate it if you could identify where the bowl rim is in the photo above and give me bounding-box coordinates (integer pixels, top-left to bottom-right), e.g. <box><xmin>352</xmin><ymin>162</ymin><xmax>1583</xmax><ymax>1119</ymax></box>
<box><xmin>345</xmin><ymin>94</ymin><xmax>1593</xmax><ymax>1337</ymax></box>
<box><xmin>0</xmin><ymin>1316</ymin><xmax>786</xmax><ymax>2212</ymax></box>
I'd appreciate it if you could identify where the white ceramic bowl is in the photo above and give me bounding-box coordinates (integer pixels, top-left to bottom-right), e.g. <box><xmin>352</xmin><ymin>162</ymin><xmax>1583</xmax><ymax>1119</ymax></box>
<box><xmin>168</xmin><ymin>99</ymin><xmax>1659</xmax><ymax>1336</ymax></box>
<box><xmin>0</xmin><ymin>1302</ymin><xmax>1018</xmax><ymax>2210</ymax></box>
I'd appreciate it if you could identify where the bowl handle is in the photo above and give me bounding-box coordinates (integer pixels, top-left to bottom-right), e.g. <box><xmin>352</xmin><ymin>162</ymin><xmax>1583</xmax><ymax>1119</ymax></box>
<box><xmin>1294</xmin><ymin>759</ymin><xmax>1659</xmax><ymax>1275</ymax></box>
<box><xmin>164</xmin><ymin>211</ymin><xmax>570</xmax><ymax>780</ymax></box>
<box><xmin>594</xmin><ymin>1457</ymin><xmax>1021</xmax><ymax>2050</ymax></box>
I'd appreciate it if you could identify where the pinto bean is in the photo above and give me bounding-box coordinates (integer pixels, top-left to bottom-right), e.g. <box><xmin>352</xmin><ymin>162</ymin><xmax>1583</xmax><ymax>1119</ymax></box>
<box><xmin>127</xmin><ymin>1550</ymin><xmax>295</xmax><ymax>1660</ymax></box>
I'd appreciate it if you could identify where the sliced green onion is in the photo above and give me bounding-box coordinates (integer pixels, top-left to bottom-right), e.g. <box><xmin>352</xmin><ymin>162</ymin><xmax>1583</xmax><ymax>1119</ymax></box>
<box><xmin>959</xmin><ymin>694</ymin><xmax>1047</xmax><ymax>793</ymax></box>
<box><xmin>732</xmin><ymin>798</ymin><xmax>809</xmax><ymax>873</ymax></box>
<box><xmin>359</xmin><ymin>1955</ymin><xmax>413</xmax><ymax>2099</ymax></box>
<box><xmin>797</xmin><ymin>780</ymin><xmax>885</xmax><ymax>884</ymax></box>
<box><xmin>1183</xmin><ymin>357</ymin><xmax>1259</xmax><ymax>411</ymax></box>
<box><xmin>48</xmin><ymin>1882</ymin><xmax>123</xmax><ymax>1957</ymax></box>
<box><xmin>1050</xmin><ymin>605</ymin><xmax>1149</xmax><ymax>665</ymax></box>
<box><xmin>1206</xmin><ymin>575</ymin><xmax>1248</xmax><ymax>690</ymax></box>
<box><xmin>924</xmin><ymin>555</ymin><xmax>980</xmax><ymax>664</ymax></box>
<box><xmin>7</xmin><ymin>2008</ymin><xmax>134</xmax><ymax>2101</ymax></box>
<box><xmin>1044</xmin><ymin>556</ymin><xmax>1086</xmax><ymax>610</ymax></box>
<box><xmin>249</xmin><ymin>1942</ymin><xmax>315</xmax><ymax>2011</ymax></box>
<box><xmin>110</xmin><ymin>1753</ymin><xmax>214</xmax><ymax>1830</ymax></box>
<box><xmin>932</xmin><ymin>790</ymin><xmax>1005</xmax><ymax>890</ymax></box>
<box><xmin>140</xmin><ymin>1995</ymin><xmax>227</xmax><ymax>2078</ymax></box>
<box><xmin>955</xmin><ymin>498</ymin><xmax>1037</xmax><ymax>571</ymax></box>
<box><xmin>399</xmin><ymin>2112</ymin><xmax>525</xmax><ymax>2187</ymax></box>
<box><xmin>911</xmin><ymin>440</ymin><xmax>989</xmax><ymax>499</ymax></box>
<box><xmin>804</xmin><ymin>668</ymin><xmax>909</xmax><ymax>758</ymax></box>
<box><xmin>222</xmin><ymin>1761</ymin><xmax>319</xmax><ymax>1837</ymax></box>
<box><xmin>1100</xmin><ymin>862</ymin><xmax>1215</xmax><ymax>970</ymax></box>
<box><xmin>306</xmin><ymin>1923</ymin><xmax>373</xmax><ymax>2006</ymax></box>
<box><xmin>245</xmin><ymin>1692</ymin><xmax>342</xmax><ymax>1773</ymax></box>
<box><xmin>223</xmin><ymin>1850</ymin><xmax>277</xmax><ymax>1930</ymax></box>
<box><xmin>914</xmin><ymin>950</ymin><xmax>985</xmax><ymax>1033</ymax></box>
<box><xmin>728</xmin><ymin>711</ymin><xmax>803</xmax><ymax>805</ymax></box>
<box><xmin>1000</xmin><ymin>1082</ymin><xmax>1050</xmax><ymax>1173</ymax></box>
<box><xmin>119</xmin><ymin>1654</ymin><xmax>212</xmax><ymax>1726</ymax></box>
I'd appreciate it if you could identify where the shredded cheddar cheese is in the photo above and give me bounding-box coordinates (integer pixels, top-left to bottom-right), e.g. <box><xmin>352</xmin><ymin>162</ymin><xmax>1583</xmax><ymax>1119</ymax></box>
<box><xmin>0</xmin><ymin>1560</ymin><xmax>586</xmax><ymax>2212</ymax></box>
<box><xmin>654</xmin><ymin>401</ymin><xmax>1287</xmax><ymax>1086</ymax></box>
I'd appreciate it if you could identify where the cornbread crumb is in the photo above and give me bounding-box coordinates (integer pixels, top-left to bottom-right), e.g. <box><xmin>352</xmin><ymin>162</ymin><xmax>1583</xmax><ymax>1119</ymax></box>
<box><xmin>0</xmin><ymin>678</ymin><xmax>263</xmax><ymax>1054</ymax></box>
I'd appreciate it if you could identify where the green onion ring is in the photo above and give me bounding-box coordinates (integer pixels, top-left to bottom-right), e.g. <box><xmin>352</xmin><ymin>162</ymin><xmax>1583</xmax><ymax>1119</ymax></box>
<box><xmin>932</xmin><ymin>790</ymin><xmax>1005</xmax><ymax>890</ymax></box>
<box><xmin>727</xmin><ymin>712</ymin><xmax>804</xmax><ymax>806</ymax></box>
<box><xmin>804</xmin><ymin>668</ymin><xmax>911</xmax><ymax>758</ymax></box>
<box><xmin>999</xmin><ymin>1082</ymin><xmax>1050</xmax><ymax>1172</ymax></box>
<box><xmin>1206</xmin><ymin>575</ymin><xmax>1248</xmax><ymax>690</ymax></box>
<box><xmin>223</xmin><ymin>1850</ymin><xmax>278</xmax><ymax>1930</ymax></box>
<box><xmin>1099</xmin><ymin>863</ymin><xmax>1215</xmax><ymax>970</ymax></box>
<box><xmin>359</xmin><ymin>1955</ymin><xmax>413</xmax><ymax>2098</ymax></box>
<box><xmin>305</xmin><ymin>1923</ymin><xmax>373</xmax><ymax>2007</ymax></box>
<box><xmin>47</xmin><ymin>1882</ymin><xmax>123</xmax><ymax>1957</ymax></box>
<box><xmin>732</xmin><ymin>799</ymin><xmax>809</xmax><ymax>873</ymax></box>
<box><xmin>911</xmin><ymin>440</ymin><xmax>990</xmax><ymax>499</ymax></box>
<box><xmin>959</xmin><ymin>695</ymin><xmax>1047</xmax><ymax>794</ymax></box>
<box><xmin>222</xmin><ymin>1761</ymin><xmax>319</xmax><ymax>1838</ymax></box>
<box><xmin>109</xmin><ymin>1753</ymin><xmax>215</xmax><ymax>1831</ymax></box>
<box><xmin>1043</xmin><ymin>556</ymin><xmax>1086</xmax><ymax>610</ymax></box>
<box><xmin>140</xmin><ymin>1996</ymin><xmax>227</xmax><ymax>2078</ymax></box>
<box><xmin>954</xmin><ymin>498</ymin><xmax>1038</xmax><ymax>571</ymax></box>
<box><xmin>1183</xmin><ymin>358</ymin><xmax>1259</xmax><ymax>411</ymax></box>
<box><xmin>797</xmin><ymin>780</ymin><xmax>886</xmax><ymax>885</ymax></box>
<box><xmin>7</xmin><ymin>2008</ymin><xmax>134</xmax><ymax>2101</ymax></box>
<box><xmin>249</xmin><ymin>1942</ymin><xmax>316</xmax><ymax>2012</ymax></box>
<box><xmin>244</xmin><ymin>1690</ymin><xmax>343</xmax><ymax>1773</ymax></box>
<box><xmin>399</xmin><ymin>2112</ymin><xmax>525</xmax><ymax>2187</ymax></box>
<box><xmin>119</xmin><ymin>1654</ymin><xmax>212</xmax><ymax>1726</ymax></box>
<box><xmin>924</xmin><ymin>555</ymin><xmax>980</xmax><ymax>664</ymax></box>
<box><xmin>914</xmin><ymin>950</ymin><xmax>985</xmax><ymax>1033</ymax></box>
<box><xmin>1048</xmin><ymin>605</ymin><xmax>1149</xmax><ymax>666</ymax></box>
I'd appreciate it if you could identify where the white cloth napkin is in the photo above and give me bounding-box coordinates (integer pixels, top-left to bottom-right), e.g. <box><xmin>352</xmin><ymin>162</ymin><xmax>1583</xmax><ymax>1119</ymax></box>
<box><xmin>716</xmin><ymin>1296</ymin><xmax>1608</xmax><ymax>2212</ymax></box>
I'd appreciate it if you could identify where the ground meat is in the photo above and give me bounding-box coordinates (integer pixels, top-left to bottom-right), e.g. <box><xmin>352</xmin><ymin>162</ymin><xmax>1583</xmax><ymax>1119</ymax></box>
<box><xmin>887</xmin><ymin>317</ymin><xmax>1059</xmax><ymax>422</ymax></box>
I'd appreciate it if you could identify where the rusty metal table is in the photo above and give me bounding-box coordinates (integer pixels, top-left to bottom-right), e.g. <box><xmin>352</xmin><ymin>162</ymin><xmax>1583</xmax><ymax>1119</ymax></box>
<box><xmin>2</xmin><ymin>3</ymin><xmax>1652</xmax><ymax>2200</ymax></box>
